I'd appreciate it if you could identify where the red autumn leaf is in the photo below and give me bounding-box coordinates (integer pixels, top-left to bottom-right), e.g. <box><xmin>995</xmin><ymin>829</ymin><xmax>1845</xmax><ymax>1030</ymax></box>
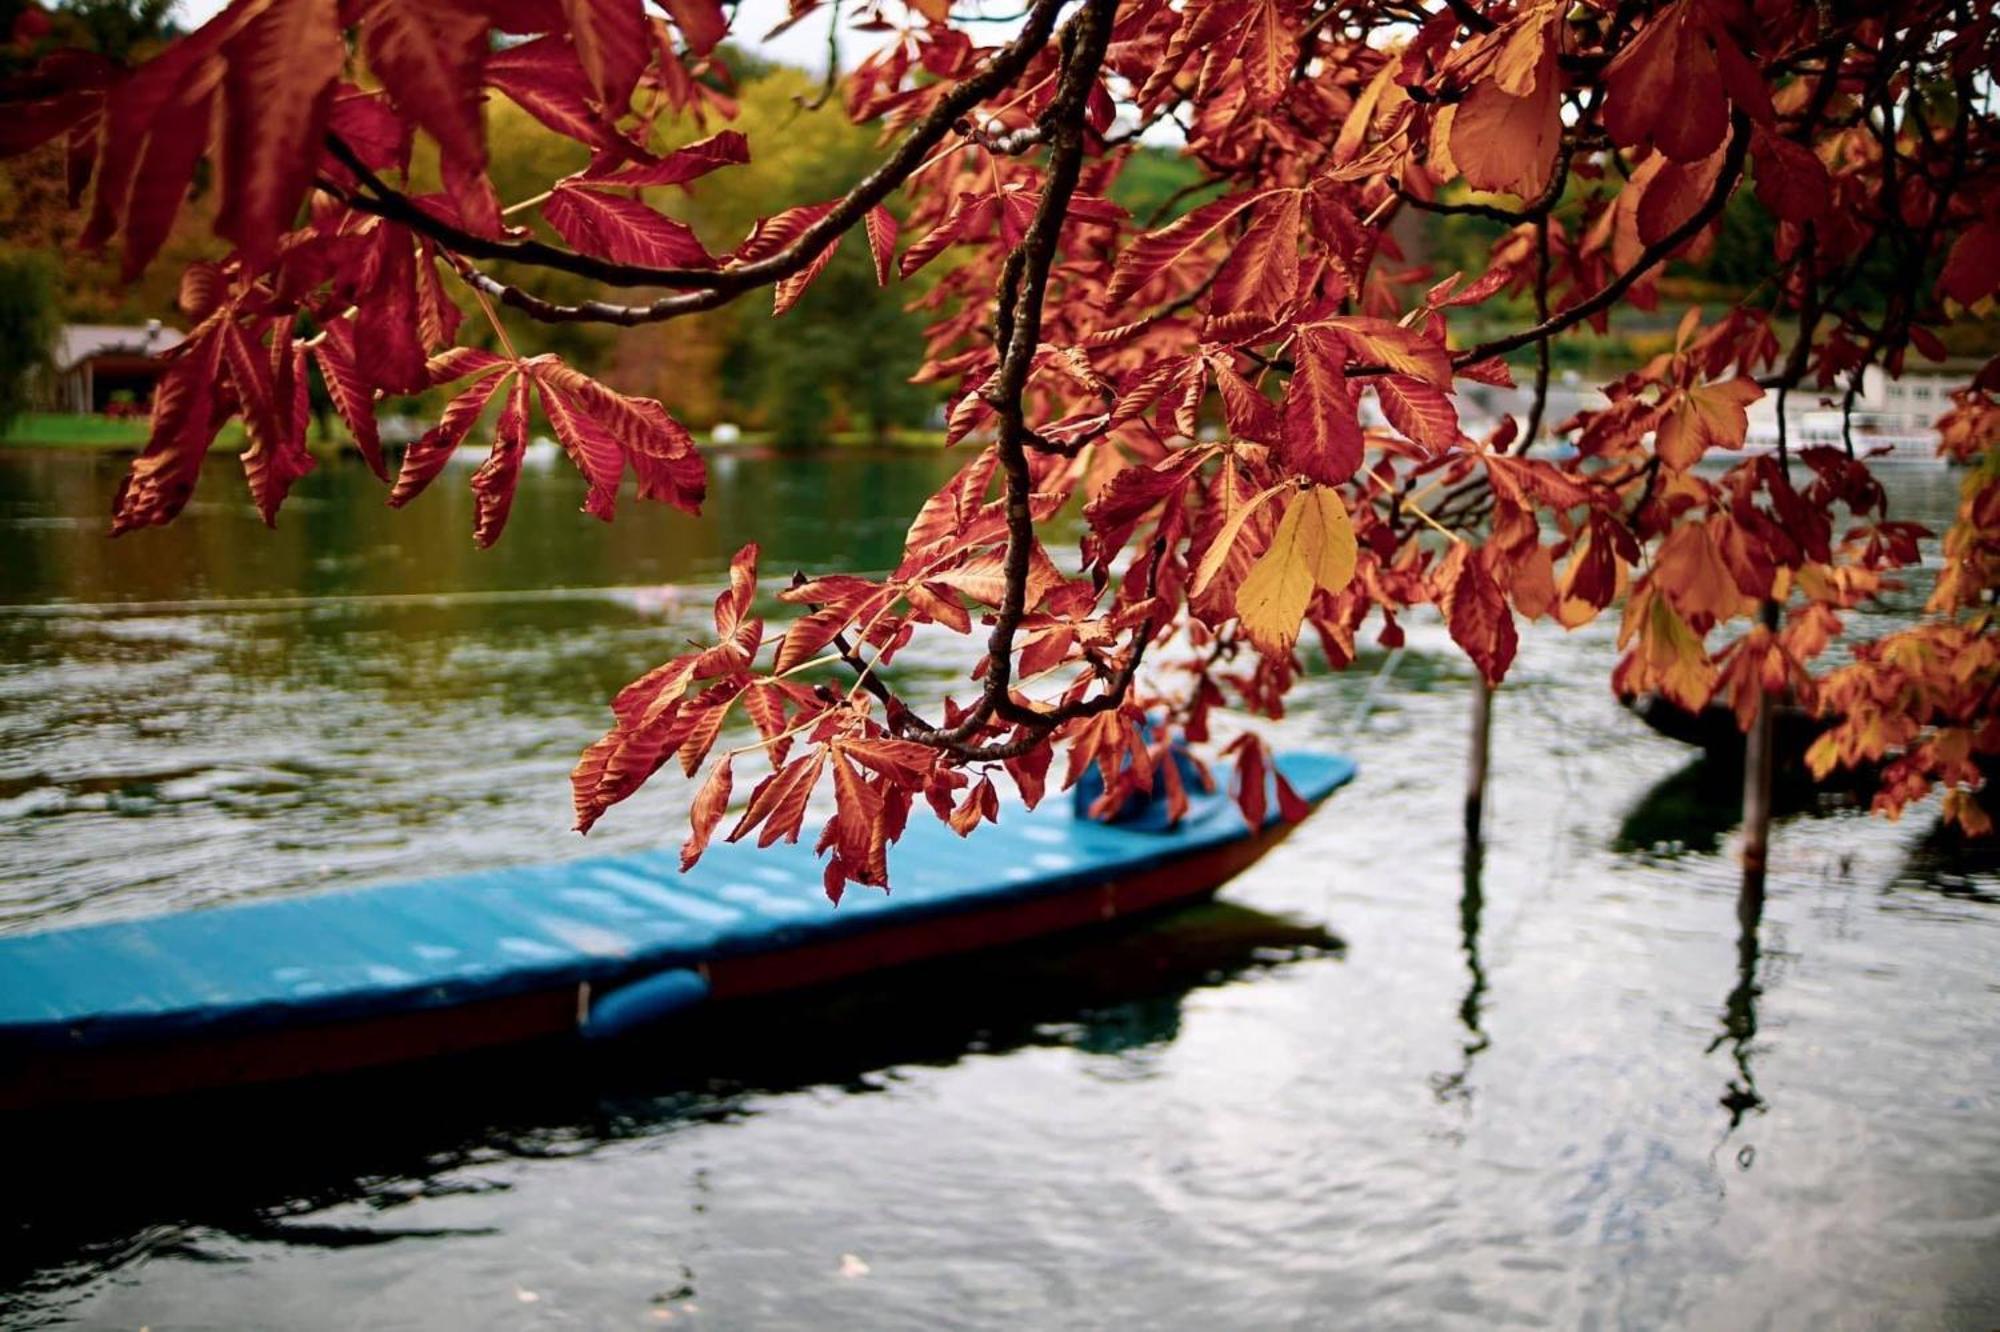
<box><xmin>232</xmin><ymin>323</ymin><xmax>318</xmax><ymax>526</ymax></box>
<box><xmin>898</xmin><ymin>192</ymin><xmax>992</xmax><ymax>277</ymax></box>
<box><xmin>1941</xmin><ymin>222</ymin><xmax>2000</xmax><ymax>308</ymax></box>
<box><xmin>354</xmin><ymin>0</ymin><xmax>490</xmax><ymax>172</ymax></box>
<box><xmin>1321</xmin><ymin>317</ymin><xmax>1452</xmax><ymax>386</ymax></box>
<box><xmin>1211</xmin><ymin>358</ymin><xmax>1282</xmax><ymax>443</ymax></box>
<box><xmin>352</xmin><ymin>225</ymin><xmax>430</xmax><ymax>395</ymax></box>
<box><xmin>826</xmin><ymin>747</ymin><xmax>891</xmax><ymax>884</ymax></box>
<box><xmin>534</xmin><ymin>377</ymin><xmax>625</xmax><ymax>521</ymax></box>
<box><xmin>1749</xmin><ymin>128</ymin><xmax>1830</xmax><ymax>224</ymax></box>
<box><xmin>1238</xmin><ymin>0</ymin><xmax>1294</xmax><ymax>110</ymax></box>
<box><xmin>945</xmin><ymin>772</ymin><xmax>997</xmax><ymax>837</ymax></box>
<box><xmin>1208</xmin><ymin>189</ymin><xmax>1301</xmax><ymax>323</ymax></box>
<box><xmin>485</xmin><ymin>33</ymin><xmax>636</xmax><ymax>157</ymax></box>
<box><xmin>1656</xmin><ymin>376</ymin><xmax>1762</xmax><ymax>469</ymax></box>
<box><xmin>1374</xmin><ymin>375</ymin><xmax>1458</xmax><ymax>450</ymax></box>
<box><xmin>1635</xmin><ymin>142</ymin><xmax>1729</xmax><ymax>248</ymax></box>
<box><xmin>110</xmin><ymin>327</ymin><xmax>227</xmax><ymax>535</ymax></box>
<box><xmin>470</xmin><ymin>374</ymin><xmax>534</xmax><ymax>548</ymax></box>
<box><xmin>663</xmin><ymin>0</ymin><xmax>728</xmax><ymax>53</ymax></box>
<box><xmin>0</xmin><ymin>49</ymin><xmax>115</xmax><ymax>159</ymax></box>
<box><xmin>527</xmin><ymin>357</ymin><xmax>706</xmax><ymax>517</ymax></box>
<box><xmin>1428</xmin><ymin>266</ymin><xmax>1514</xmax><ymax>310</ymax></box>
<box><xmin>543</xmin><ymin>184</ymin><xmax>716</xmax><ymax>269</ymax></box>
<box><xmin>215</xmin><ymin>0</ymin><xmax>343</xmax><ymax>269</ymax></box>
<box><xmin>1225</xmin><ymin>732</ymin><xmax>1269</xmax><ymax>828</ymax></box>
<box><xmin>1281</xmin><ymin>325</ymin><xmax>1363</xmax><ymax>485</ymax></box>
<box><xmin>311</xmin><ymin>322</ymin><xmax>385</xmax><ymax>480</ymax></box>
<box><xmin>81</xmin><ymin>35</ymin><xmax>217</xmax><ymax>280</ymax></box>
<box><xmin>1433</xmin><ymin>542</ymin><xmax>1518</xmax><ymax>686</ymax></box>
<box><xmin>1483</xmin><ymin>454</ymin><xmax>1604</xmax><ymax>512</ymax></box>
<box><xmin>325</xmin><ymin>86</ymin><xmax>410</xmax><ymax>179</ymax></box>
<box><xmin>413</xmin><ymin>244</ymin><xmax>466</xmax><ymax>352</ymax></box>
<box><xmin>1602</xmin><ymin>1</ymin><xmax>1728</xmax><ymax>163</ymax></box>
<box><xmin>1445</xmin><ymin>13</ymin><xmax>1561</xmax><ymax>198</ymax></box>
<box><xmin>582</xmin><ymin>130</ymin><xmax>750</xmax><ymax>187</ymax></box>
<box><xmin>730</xmin><ymin>747</ymin><xmax>828</xmax><ymax>848</ymax></box>
<box><xmin>1104</xmin><ymin>190</ymin><xmax>1266</xmax><ymax>305</ymax></box>
<box><xmin>772</xmin><ymin>235</ymin><xmax>840</xmax><ymax>315</ymax></box>
<box><xmin>560</xmin><ymin>0</ymin><xmax>648</xmax><ymax>113</ymax></box>
<box><xmin>389</xmin><ymin>365</ymin><xmax>513</xmax><ymax>509</ymax></box>
<box><xmin>864</xmin><ymin>205</ymin><xmax>899</xmax><ymax>286</ymax></box>
<box><xmin>680</xmin><ymin>754</ymin><xmax>734</xmax><ymax>871</ymax></box>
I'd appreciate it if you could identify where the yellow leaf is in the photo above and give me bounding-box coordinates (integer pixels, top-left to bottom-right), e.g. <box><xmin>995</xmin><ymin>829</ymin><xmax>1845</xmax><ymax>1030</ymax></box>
<box><xmin>1235</xmin><ymin>487</ymin><xmax>1357</xmax><ymax>656</ymax></box>
<box><xmin>1191</xmin><ymin>479</ymin><xmax>1288</xmax><ymax>598</ymax></box>
<box><xmin>1640</xmin><ymin>586</ymin><xmax>1716</xmax><ymax>709</ymax></box>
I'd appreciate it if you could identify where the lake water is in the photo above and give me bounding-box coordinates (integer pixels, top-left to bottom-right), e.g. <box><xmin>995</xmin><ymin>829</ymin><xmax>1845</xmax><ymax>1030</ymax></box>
<box><xmin>2</xmin><ymin>447</ymin><xmax>1997</xmax><ymax>1329</ymax></box>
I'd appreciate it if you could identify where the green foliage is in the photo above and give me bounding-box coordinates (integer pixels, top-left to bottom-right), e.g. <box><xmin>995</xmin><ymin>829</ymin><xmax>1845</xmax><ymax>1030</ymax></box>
<box><xmin>47</xmin><ymin>0</ymin><xmax>178</xmax><ymax>56</ymax></box>
<box><xmin>468</xmin><ymin>60</ymin><xmax>936</xmax><ymax>439</ymax></box>
<box><xmin>1108</xmin><ymin>146</ymin><xmax>1208</xmax><ymax>224</ymax></box>
<box><xmin>725</xmin><ymin>243</ymin><xmax>932</xmax><ymax>446</ymax></box>
<box><xmin>0</xmin><ymin>247</ymin><xmax>58</xmax><ymax>428</ymax></box>
<box><xmin>703</xmin><ymin>68</ymin><xmax>932</xmax><ymax>442</ymax></box>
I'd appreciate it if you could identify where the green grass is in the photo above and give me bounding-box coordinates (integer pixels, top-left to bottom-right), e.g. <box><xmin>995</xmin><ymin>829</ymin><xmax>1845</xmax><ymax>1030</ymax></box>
<box><xmin>0</xmin><ymin>414</ymin><xmax>325</xmax><ymax>454</ymax></box>
<box><xmin>5</xmin><ymin>412</ymin><xmax>951</xmax><ymax>456</ymax></box>
<box><xmin>2</xmin><ymin>413</ymin><xmax>154</xmax><ymax>448</ymax></box>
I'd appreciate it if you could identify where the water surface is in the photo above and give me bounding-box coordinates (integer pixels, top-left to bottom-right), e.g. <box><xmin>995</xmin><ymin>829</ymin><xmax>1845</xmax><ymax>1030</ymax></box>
<box><xmin>1</xmin><ymin>448</ymin><xmax>1995</xmax><ymax>1329</ymax></box>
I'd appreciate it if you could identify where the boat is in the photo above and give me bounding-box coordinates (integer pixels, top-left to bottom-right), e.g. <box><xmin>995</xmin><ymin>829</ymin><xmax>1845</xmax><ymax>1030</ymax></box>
<box><xmin>0</xmin><ymin>751</ymin><xmax>1355</xmax><ymax>1112</ymax></box>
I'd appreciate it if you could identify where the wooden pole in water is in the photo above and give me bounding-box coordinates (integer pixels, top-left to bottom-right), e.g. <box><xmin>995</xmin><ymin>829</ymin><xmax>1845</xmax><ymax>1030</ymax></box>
<box><xmin>1741</xmin><ymin>602</ymin><xmax>1780</xmax><ymax>876</ymax></box>
<box><xmin>1465</xmin><ymin>678</ymin><xmax>1493</xmax><ymax>842</ymax></box>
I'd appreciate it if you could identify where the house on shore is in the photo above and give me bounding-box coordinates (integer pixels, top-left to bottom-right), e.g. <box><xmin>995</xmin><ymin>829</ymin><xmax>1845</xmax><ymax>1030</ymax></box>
<box><xmin>1744</xmin><ymin>360</ymin><xmax>1983</xmax><ymax>461</ymax></box>
<box><xmin>44</xmin><ymin>321</ymin><xmax>183</xmax><ymax>415</ymax></box>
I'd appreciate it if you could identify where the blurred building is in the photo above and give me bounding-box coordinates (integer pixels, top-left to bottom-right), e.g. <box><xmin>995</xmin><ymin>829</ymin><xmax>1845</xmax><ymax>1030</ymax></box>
<box><xmin>1744</xmin><ymin>361</ymin><xmax>1981</xmax><ymax>462</ymax></box>
<box><xmin>44</xmin><ymin>321</ymin><xmax>183</xmax><ymax>415</ymax></box>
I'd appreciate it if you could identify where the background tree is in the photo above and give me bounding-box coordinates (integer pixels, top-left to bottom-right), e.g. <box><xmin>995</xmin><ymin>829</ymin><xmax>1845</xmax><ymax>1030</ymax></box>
<box><xmin>2</xmin><ymin>0</ymin><xmax>1994</xmax><ymax>899</ymax></box>
<box><xmin>0</xmin><ymin>246</ymin><xmax>57</xmax><ymax>425</ymax></box>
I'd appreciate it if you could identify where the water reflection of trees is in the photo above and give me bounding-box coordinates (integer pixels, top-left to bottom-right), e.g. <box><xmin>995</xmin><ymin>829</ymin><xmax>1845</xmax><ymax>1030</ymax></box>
<box><xmin>1614</xmin><ymin>754</ymin><xmax>1859</xmax><ymax>859</ymax></box>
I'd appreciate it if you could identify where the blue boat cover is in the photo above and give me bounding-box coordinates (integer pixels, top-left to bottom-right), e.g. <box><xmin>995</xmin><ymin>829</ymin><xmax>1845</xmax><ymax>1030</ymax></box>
<box><xmin>0</xmin><ymin>753</ymin><xmax>1353</xmax><ymax>1053</ymax></box>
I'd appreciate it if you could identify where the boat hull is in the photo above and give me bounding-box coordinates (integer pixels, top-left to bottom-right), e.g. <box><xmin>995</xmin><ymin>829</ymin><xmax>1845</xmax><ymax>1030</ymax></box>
<box><xmin>2</xmin><ymin>803</ymin><xmax>1315</xmax><ymax>1111</ymax></box>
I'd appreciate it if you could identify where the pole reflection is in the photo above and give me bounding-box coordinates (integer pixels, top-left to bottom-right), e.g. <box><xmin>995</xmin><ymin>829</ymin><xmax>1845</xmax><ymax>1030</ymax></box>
<box><xmin>1710</xmin><ymin>865</ymin><xmax>1767</xmax><ymax>1157</ymax></box>
<box><xmin>1432</xmin><ymin>836</ymin><xmax>1490</xmax><ymax>1105</ymax></box>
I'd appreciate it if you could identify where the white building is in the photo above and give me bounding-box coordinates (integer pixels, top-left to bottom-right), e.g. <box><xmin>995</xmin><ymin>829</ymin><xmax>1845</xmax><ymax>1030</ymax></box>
<box><xmin>43</xmin><ymin>321</ymin><xmax>184</xmax><ymax>415</ymax></box>
<box><xmin>1745</xmin><ymin>362</ymin><xmax>1977</xmax><ymax>462</ymax></box>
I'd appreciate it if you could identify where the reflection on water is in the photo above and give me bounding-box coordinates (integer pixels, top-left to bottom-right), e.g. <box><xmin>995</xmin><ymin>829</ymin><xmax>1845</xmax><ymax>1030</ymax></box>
<box><xmin>3</xmin><ymin>449</ymin><xmax>1998</xmax><ymax>1328</ymax></box>
<box><xmin>1712</xmin><ymin>872</ymin><xmax>1767</xmax><ymax>1139</ymax></box>
<box><xmin>1430</xmin><ymin>839</ymin><xmax>1489</xmax><ymax>1107</ymax></box>
<box><xmin>1613</xmin><ymin>754</ymin><xmax>1864</xmax><ymax>858</ymax></box>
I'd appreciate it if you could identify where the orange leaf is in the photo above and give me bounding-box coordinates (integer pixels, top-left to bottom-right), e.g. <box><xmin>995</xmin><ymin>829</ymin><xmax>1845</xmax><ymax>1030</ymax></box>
<box><xmin>1208</xmin><ymin>189</ymin><xmax>1301</xmax><ymax>323</ymax></box>
<box><xmin>1602</xmin><ymin>1</ymin><xmax>1728</xmax><ymax>163</ymax></box>
<box><xmin>1375</xmin><ymin>375</ymin><xmax>1458</xmax><ymax>450</ymax></box>
<box><xmin>1656</xmin><ymin>376</ymin><xmax>1762</xmax><ymax>469</ymax></box>
<box><xmin>1105</xmin><ymin>190</ymin><xmax>1266</xmax><ymax>305</ymax></box>
<box><xmin>1432</xmin><ymin>543</ymin><xmax>1517</xmax><ymax>686</ymax></box>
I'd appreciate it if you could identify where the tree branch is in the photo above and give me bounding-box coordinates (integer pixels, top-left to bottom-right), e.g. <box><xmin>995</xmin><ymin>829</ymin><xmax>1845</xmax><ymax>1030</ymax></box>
<box><xmin>321</xmin><ymin>0</ymin><xmax>1065</xmax><ymax>318</ymax></box>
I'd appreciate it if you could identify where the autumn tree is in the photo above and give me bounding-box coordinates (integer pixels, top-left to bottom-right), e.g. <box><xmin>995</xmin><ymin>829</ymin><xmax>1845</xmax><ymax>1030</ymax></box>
<box><xmin>3</xmin><ymin>0</ymin><xmax>1996</xmax><ymax>898</ymax></box>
